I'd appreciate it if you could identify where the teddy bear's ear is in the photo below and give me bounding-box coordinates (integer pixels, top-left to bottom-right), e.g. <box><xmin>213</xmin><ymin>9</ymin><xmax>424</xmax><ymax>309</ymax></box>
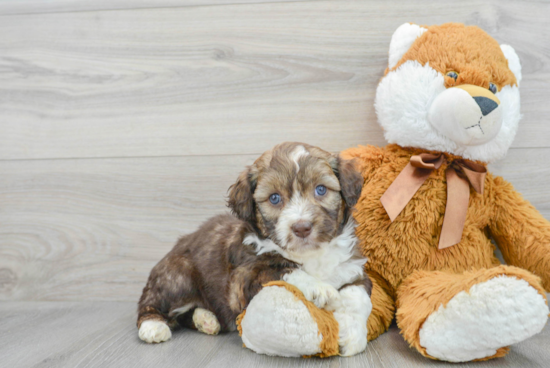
<box><xmin>388</xmin><ymin>23</ymin><xmax>428</xmax><ymax>69</ymax></box>
<box><xmin>500</xmin><ymin>44</ymin><xmax>522</xmax><ymax>86</ymax></box>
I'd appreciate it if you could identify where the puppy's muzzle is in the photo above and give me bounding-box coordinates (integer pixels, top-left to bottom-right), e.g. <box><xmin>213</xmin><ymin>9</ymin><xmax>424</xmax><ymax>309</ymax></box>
<box><xmin>292</xmin><ymin>221</ymin><xmax>312</xmax><ymax>239</ymax></box>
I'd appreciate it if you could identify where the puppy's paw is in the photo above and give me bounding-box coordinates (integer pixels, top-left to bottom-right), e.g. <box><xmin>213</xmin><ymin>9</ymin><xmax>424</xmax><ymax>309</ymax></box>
<box><xmin>283</xmin><ymin>269</ymin><xmax>340</xmax><ymax>309</ymax></box>
<box><xmin>339</xmin><ymin>332</ymin><xmax>367</xmax><ymax>357</ymax></box>
<box><xmin>193</xmin><ymin>308</ymin><xmax>220</xmax><ymax>335</ymax></box>
<box><xmin>335</xmin><ymin>313</ymin><xmax>368</xmax><ymax>356</ymax></box>
<box><xmin>309</xmin><ymin>283</ymin><xmax>340</xmax><ymax>309</ymax></box>
<box><xmin>138</xmin><ymin>320</ymin><xmax>172</xmax><ymax>343</ymax></box>
<box><xmin>333</xmin><ymin>285</ymin><xmax>372</xmax><ymax>356</ymax></box>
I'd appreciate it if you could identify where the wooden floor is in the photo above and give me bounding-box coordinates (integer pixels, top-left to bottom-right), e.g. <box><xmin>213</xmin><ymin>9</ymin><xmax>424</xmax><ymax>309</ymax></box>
<box><xmin>1</xmin><ymin>300</ymin><xmax>549</xmax><ymax>368</ymax></box>
<box><xmin>1</xmin><ymin>0</ymin><xmax>549</xmax><ymax>367</ymax></box>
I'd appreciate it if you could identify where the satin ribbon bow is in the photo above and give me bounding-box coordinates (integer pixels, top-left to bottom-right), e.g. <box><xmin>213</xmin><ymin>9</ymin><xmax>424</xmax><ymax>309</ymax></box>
<box><xmin>380</xmin><ymin>153</ymin><xmax>487</xmax><ymax>250</ymax></box>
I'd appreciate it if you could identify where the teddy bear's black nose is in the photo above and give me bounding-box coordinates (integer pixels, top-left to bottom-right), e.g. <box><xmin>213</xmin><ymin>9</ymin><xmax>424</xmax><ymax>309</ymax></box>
<box><xmin>473</xmin><ymin>96</ymin><xmax>498</xmax><ymax>116</ymax></box>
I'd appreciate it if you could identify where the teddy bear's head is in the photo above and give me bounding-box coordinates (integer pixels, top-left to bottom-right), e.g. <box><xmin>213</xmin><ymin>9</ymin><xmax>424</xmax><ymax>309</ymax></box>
<box><xmin>375</xmin><ymin>23</ymin><xmax>522</xmax><ymax>163</ymax></box>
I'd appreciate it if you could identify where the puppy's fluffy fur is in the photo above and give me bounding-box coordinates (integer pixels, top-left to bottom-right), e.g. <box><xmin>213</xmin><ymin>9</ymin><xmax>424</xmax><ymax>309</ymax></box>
<box><xmin>137</xmin><ymin>142</ymin><xmax>372</xmax><ymax>351</ymax></box>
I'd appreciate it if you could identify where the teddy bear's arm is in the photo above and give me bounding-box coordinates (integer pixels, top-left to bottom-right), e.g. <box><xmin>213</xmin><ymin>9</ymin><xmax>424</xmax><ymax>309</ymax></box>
<box><xmin>489</xmin><ymin>175</ymin><xmax>550</xmax><ymax>291</ymax></box>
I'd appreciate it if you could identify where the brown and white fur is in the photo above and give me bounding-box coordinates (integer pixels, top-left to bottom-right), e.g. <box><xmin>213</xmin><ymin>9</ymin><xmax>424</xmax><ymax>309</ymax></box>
<box><xmin>137</xmin><ymin>142</ymin><xmax>371</xmax><ymax>354</ymax></box>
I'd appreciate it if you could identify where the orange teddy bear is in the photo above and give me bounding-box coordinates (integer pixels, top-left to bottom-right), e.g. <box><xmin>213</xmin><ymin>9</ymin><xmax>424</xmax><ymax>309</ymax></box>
<box><xmin>239</xmin><ymin>23</ymin><xmax>550</xmax><ymax>362</ymax></box>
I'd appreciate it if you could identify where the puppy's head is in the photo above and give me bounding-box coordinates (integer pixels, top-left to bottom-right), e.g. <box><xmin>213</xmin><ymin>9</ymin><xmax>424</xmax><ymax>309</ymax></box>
<box><xmin>228</xmin><ymin>142</ymin><xmax>363</xmax><ymax>254</ymax></box>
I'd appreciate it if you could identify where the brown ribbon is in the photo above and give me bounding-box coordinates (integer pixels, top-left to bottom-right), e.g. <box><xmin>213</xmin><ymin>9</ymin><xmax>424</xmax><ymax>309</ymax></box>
<box><xmin>380</xmin><ymin>153</ymin><xmax>487</xmax><ymax>250</ymax></box>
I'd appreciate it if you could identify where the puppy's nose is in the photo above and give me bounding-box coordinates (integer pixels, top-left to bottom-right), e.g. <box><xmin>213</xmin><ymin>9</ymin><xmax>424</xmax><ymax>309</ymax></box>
<box><xmin>292</xmin><ymin>221</ymin><xmax>312</xmax><ymax>238</ymax></box>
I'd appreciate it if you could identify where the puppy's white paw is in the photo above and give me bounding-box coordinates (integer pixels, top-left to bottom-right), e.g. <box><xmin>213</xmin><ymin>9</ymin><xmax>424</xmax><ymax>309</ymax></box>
<box><xmin>283</xmin><ymin>269</ymin><xmax>340</xmax><ymax>309</ymax></box>
<box><xmin>193</xmin><ymin>308</ymin><xmax>220</xmax><ymax>335</ymax></box>
<box><xmin>333</xmin><ymin>285</ymin><xmax>372</xmax><ymax>357</ymax></box>
<box><xmin>138</xmin><ymin>320</ymin><xmax>172</xmax><ymax>343</ymax></box>
<box><xmin>309</xmin><ymin>282</ymin><xmax>340</xmax><ymax>309</ymax></box>
<box><xmin>335</xmin><ymin>313</ymin><xmax>368</xmax><ymax>356</ymax></box>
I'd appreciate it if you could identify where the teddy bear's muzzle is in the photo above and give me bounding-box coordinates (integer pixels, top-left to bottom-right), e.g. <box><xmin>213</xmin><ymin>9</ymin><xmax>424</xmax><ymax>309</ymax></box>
<box><xmin>428</xmin><ymin>84</ymin><xmax>502</xmax><ymax>146</ymax></box>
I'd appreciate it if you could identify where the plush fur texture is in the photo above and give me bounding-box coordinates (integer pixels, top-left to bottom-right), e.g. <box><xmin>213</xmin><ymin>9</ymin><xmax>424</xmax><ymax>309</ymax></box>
<box><xmin>239</xmin><ymin>281</ymin><xmax>340</xmax><ymax>357</ymax></box>
<box><xmin>341</xmin><ymin>144</ymin><xmax>550</xmax><ymax>359</ymax></box>
<box><xmin>418</xmin><ymin>274</ymin><xmax>548</xmax><ymax>362</ymax></box>
<box><xmin>343</xmin><ymin>143</ymin><xmax>550</xmax><ymax>292</ymax></box>
<box><xmin>376</xmin><ymin>23</ymin><xmax>521</xmax><ymax>163</ymax></box>
<box><xmin>337</xmin><ymin>22</ymin><xmax>550</xmax><ymax>362</ymax></box>
<box><xmin>365</xmin><ymin>270</ymin><xmax>395</xmax><ymax>341</ymax></box>
<box><xmin>239</xmin><ymin>283</ymin><xmax>328</xmax><ymax>357</ymax></box>
<box><xmin>388</xmin><ymin>23</ymin><xmax>427</xmax><ymax>69</ymax></box>
<box><xmin>396</xmin><ymin>266</ymin><xmax>548</xmax><ymax>362</ymax></box>
<box><xmin>238</xmin><ymin>280</ymin><xmax>372</xmax><ymax>358</ymax></box>
<box><xmin>240</xmin><ymin>218</ymin><xmax>373</xmax><ymax>357</ymax></box>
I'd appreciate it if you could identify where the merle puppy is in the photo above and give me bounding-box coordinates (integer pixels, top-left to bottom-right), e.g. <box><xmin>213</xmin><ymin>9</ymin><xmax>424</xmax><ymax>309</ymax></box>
<box><xmin>137</xmin><ymin>142</ymin><xmax>371</xmax><ymax>354</ymax></box>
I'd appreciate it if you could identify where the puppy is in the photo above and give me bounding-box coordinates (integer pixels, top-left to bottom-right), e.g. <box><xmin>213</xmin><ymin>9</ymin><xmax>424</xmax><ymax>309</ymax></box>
<box><xmin>137</xmin><ymin>142</ymin><xmax>372</xmax><ymax>355</ymax></box>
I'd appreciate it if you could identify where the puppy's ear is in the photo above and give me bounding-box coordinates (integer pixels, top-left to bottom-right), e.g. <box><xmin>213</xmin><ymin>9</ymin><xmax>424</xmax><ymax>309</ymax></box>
<box><xmin>332</xmin><ymin>156</ymin><xmax>363</xmax><ymax>208</ymax></box>
<box><xmin>227</xmin><ymin>167</ymin><xmax>257</xmax><ymax>224</ymax></box>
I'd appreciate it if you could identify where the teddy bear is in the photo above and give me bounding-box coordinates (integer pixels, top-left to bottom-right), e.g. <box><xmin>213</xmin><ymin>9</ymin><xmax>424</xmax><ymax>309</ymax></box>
<box><xmin>237</xmin><ymin>23</ymin><xmax>550</xmax><ymax>362</ymax></box>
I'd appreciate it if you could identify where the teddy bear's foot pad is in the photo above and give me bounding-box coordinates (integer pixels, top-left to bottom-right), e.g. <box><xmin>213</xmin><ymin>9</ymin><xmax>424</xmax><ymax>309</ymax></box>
<box><xmin>419</xmin><ymin>275</ymin><xmax>549</xmax><ymax>362</ymax></box>
<box><xmin>193</xmin><ymin>308</ymin><xmax>220</xmax><ymax>335</ymax></box>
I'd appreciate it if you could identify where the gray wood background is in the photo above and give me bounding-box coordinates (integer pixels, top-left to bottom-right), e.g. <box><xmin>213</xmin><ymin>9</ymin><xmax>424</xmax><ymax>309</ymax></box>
<box><xmin>0</xmin><ymin>0</ymin><xmax>549</xmax><ymax>367</ymax></box>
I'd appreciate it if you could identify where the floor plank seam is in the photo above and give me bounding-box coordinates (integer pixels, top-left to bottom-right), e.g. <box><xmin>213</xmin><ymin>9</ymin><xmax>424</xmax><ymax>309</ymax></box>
<box><xmin>0</xmin><ymin>0</ymin><xmax>327</xmax><ymax>18</ymax></box>
<box><xmin>0</xmin><ymin>147</ymin><xmax>543</xmax><ymax>164</ymax></box>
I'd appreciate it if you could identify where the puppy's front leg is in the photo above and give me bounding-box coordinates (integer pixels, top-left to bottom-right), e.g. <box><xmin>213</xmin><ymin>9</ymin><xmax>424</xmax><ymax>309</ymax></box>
<box><xmin>231</xmin><ymin>262</ymin><xmax>296</xmax><ymax>312</ymax></box>
<box><xmin>283</xmin><ymin>269</ymin><xmax>340</xmax><ymax>309</ymax></box>
<box><xmin>332</xmin><ymin>277</ymin><xmax>373</xmax><ymax>356</ymax></box>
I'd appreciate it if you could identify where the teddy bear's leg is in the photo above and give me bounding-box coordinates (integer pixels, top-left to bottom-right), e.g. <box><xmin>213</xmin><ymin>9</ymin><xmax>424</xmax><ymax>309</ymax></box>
<box><xmin>238</xmin><ymin>281</ymin><xmax>339</xmax><ymax>357</ymax></box>
<box><xmin>238</xmin><ymin>276</ymin><xmax>393</xmax><ymax>358</ymax></box>
<box><xmin>396</xmin><ymin>265</ymin><xmax>549</xmax><ymax>362</ymax></box>
<box><xmin>365</xmin><ymin>271</ymin><xmax>395</xmax><ymax>342</ymax></box>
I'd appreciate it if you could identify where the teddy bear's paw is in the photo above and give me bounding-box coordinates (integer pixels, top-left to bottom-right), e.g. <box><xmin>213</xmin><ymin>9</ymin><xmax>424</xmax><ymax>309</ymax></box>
<box><xmin>283</xmin><ymin>269</ymin><xmax>340</xmax><ymax>309</ymax></box>
<box><xmin>138</xmin><ymin>320</ymin><xmax>172</xmax><ymax>343</ymax></box>
<box><xmin>333</xmin><ymin>285</ymin><xmax>372</xmax><ymax>357</ymax></box>
<box><xmin>419</xmin><ymin>275</ymin><xmax>549</xmax><ymax>362</ymax></box>
<box><xmin>193</xmin><ymin>308</ymin><xmax>220</xmax><ymax>335</ymax></box>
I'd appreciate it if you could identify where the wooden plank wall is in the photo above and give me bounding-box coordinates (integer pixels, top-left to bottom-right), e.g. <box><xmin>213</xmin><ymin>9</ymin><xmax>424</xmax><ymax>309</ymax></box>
<box><xmin>1</xmin><ymin>0</ymin><xmax>549</xmax><ymax>302</ymax></box>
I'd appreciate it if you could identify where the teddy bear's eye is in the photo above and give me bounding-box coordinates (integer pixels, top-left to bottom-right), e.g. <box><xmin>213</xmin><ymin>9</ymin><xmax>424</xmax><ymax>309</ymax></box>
<box><xmin>489</xmin><ymin>83</ymin><xmax>497</xmax><ymax>94</ymax></box>
<box><xmin>446</xmin><ymin>71</ymin><xmax>458</xmax><ymax>80</ymax></box>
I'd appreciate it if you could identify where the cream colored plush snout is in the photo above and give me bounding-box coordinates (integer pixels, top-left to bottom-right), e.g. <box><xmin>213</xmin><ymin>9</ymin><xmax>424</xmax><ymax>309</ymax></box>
<box><xmin>428</xmin><ymin>84</ymin><xmax>502</xmax><ymax>146</ymax></box>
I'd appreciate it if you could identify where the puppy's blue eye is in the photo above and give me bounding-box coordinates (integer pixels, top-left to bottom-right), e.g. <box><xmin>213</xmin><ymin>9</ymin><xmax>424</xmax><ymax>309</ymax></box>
<box><xmin>315</xmin><ymin>185</ymin><xmax>327</xmax><ymax>196</ymax></box>
<box><xmin>489</xmin><ymin>83</ymin><xmax>497</xmax><ymax>94</ymax></box>
<box><xmin>269</xmin><ymin>193</ymin><xmax>281</xmax><ymax>205</ymax></box>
